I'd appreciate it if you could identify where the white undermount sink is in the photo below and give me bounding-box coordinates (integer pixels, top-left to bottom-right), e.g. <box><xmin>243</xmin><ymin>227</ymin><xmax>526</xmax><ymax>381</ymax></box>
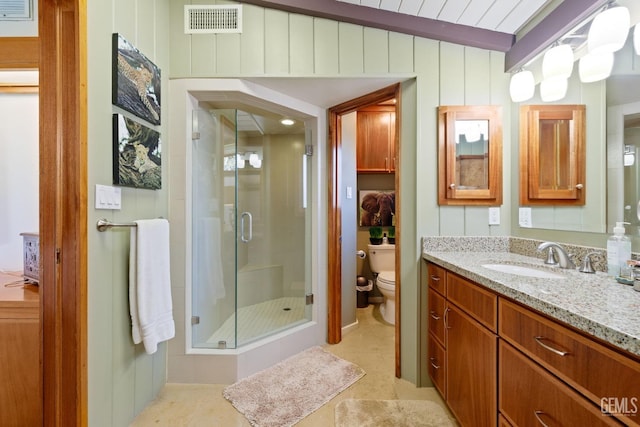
<box><xmin>481</xmin><ymin>263</ymin><xmax>565</xmax><ymax>279</ymax></box>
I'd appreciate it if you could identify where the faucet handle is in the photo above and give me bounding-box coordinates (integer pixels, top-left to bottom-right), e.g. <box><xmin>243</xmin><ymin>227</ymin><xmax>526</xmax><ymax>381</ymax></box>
<box><xmin>579</xmin><ymin>251</ymin><xmax>600</xmax><ymax>274</ymax></box>
<box><xmin>543</xmin><ymin>247</ymin><xmax>558</xmax><ymax>266</ymax></box>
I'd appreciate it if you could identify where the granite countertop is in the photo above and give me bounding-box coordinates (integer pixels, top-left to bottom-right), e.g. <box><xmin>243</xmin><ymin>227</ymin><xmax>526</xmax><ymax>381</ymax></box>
<box><xmin>422</xmin><ymin>247</ymin><xmax>640</xmax><ymax>358</ymax></box>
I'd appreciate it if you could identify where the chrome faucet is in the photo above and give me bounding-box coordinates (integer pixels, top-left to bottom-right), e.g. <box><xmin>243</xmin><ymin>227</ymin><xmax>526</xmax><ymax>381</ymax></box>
<box><xmin>537</xmin><ymin>242</ymin><xmax>576</xmax><ymax>270</ymax></box>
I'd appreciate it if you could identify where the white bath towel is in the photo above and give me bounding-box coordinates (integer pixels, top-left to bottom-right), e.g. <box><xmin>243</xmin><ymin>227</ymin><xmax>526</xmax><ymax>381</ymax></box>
<box><xmin>129</xmin><ymin>218</ymin><xmax>175</xmax><ymax>354</ymax></box>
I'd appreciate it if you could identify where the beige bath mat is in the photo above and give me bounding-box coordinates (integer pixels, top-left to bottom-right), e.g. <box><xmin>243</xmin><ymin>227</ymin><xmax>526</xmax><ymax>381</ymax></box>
<box><xmin>334</xmin><ymin>399</ymin><xmax>456</xmax><ymax>427</ymax></box>
<box><xmin>223</xmin><ymin>346</ymin><xmax>365</xmax><ymax>427</ymax></box>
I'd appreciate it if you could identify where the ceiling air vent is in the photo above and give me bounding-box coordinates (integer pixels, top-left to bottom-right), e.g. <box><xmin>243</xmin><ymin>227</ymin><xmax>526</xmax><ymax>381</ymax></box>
<box><xmin>0</xmin><ymin>0</ymin><xmax>32</xmax><ymax>20</ymax></box>
<box><xmin>184</xmin><ymin>5</ymin><xmax>242</xmax><ymax>34</ymax></box>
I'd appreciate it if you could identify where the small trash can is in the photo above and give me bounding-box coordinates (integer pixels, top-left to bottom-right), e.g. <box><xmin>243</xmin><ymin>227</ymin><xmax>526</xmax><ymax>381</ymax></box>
<box><xmin>356</xmin><ymin>275</ymin><xmax>372</xmax><ymax>308</ymax></box>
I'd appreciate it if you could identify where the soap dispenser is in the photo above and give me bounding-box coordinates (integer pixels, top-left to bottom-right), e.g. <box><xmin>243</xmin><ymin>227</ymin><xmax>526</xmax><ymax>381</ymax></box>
<box><xmin>607</xmin><ymin>222</ymin><xmax>632</xmax><ymax>277</ymax></box>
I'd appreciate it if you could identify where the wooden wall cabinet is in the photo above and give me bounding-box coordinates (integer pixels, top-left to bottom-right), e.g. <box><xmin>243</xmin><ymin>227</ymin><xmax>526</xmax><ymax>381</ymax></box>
<box><xmin>519</xmin><ymin>104</ymin><xmax>586</xmax><ymax>205</ymax></box>
<box><xmin>0</xmin><ymin>279</ymin><xmax>41</xmax><ymax>427</ymax></box>
<box><xmin>438</xmin><ymin>105</ymin><xmax>503</xmax><ymax>205</ymax></box>
<box><xmin>356</xmin><ymin>105</ymin><xmax>396</xmax><ymax>173</ymax></box>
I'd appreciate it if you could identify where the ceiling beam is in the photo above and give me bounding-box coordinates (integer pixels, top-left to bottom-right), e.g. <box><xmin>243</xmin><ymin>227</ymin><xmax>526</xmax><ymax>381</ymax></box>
<box><xmin>504</xmin><ymin>0</ymin><xmax>607</xmax><ymax>72</ymax></box>
<box><xmin>238</xmin><ymin>0</ymin><xmax>514</xmax><ymax>52</ymax></box>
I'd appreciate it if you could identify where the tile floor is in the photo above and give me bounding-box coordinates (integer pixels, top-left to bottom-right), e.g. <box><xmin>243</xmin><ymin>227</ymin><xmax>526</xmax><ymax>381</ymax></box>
<box><xmin>130</xmin><ymin>304</ymin><xmax>457</xmax><ymax>426</ymax></box>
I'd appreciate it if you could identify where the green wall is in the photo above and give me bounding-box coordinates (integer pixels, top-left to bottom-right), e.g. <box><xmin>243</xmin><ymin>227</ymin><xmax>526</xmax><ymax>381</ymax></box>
<box><xmin>87</xmin><ymin>0</ymin><xmax>170</xmax><ymax>425</ymax></box>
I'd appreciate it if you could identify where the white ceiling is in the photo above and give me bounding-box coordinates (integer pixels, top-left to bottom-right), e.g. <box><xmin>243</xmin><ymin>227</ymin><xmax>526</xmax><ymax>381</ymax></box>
<box><xmin>336</xmin><ymin>0</ymin><xmax>554</xmax><ymax>34</ymax></box>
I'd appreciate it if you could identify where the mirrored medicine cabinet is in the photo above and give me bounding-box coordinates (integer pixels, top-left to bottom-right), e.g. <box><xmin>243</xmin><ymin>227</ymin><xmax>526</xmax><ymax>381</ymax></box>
<box><xmin>519</xmin><ymin>104</ymin><xmax>586</xmax><ymax>206</ymax></box>
<box><xmin>437</xmin><ymin>105</ymin><xmax>503</xmax><ymax>206</ymax></box>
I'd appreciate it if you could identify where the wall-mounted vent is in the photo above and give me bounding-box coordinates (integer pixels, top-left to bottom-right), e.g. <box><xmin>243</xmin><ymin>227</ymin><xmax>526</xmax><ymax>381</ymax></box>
<box><xmin>184</xmin><ymin>5</ymin><xmax>242</xmax><ymax>34</ymax></box>
<box><xmin>0</xmin><ymin>0</ymin><xmax>32</xmax><ymax>20</ymax></box>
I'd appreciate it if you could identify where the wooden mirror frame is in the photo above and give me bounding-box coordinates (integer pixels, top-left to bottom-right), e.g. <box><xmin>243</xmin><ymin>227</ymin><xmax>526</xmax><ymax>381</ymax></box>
<box><xmin>519</xmin><ymin>104</ymin><xmax>586</xmax><ymax>206</ymax></box>
<box><xmin>437</xmin><ymin>105</ymin><xmax>503</xmax><ymax>206</ymax></box>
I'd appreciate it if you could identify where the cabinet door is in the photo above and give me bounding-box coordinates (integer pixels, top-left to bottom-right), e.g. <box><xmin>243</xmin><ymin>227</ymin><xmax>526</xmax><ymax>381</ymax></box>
<box><xmin>356</xmin><ymin>107</ymin><xmax>395</xmax><ymax>172</ymax></box>
<box><xmin>0</xmin><ymin>318</ymin><xmax>41</xmax><ymax>427</ymax></box>
<box><xmin>446</xmin><ymin>303</ymin><xmax>497</xmax><ymax>427</ymax></box>
<box><xmin>500</xmin><ymin>340</ymin><xmax>620</xmax><ymax>427</ymax></box>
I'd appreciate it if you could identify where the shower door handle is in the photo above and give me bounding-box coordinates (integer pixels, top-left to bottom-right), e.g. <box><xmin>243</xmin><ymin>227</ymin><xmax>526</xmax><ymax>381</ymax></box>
<box><xmin>240</xmin><ymin>212</ymin><xmax>253</xmax><ymax>243</ymax></box>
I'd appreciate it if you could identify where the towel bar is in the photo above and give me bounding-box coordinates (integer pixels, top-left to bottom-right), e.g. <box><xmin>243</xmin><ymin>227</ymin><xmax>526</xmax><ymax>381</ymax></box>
<box><xmin>96</xmin><ymin>218</ymin><xmax>137</xmax><ymax>232</ymax></box>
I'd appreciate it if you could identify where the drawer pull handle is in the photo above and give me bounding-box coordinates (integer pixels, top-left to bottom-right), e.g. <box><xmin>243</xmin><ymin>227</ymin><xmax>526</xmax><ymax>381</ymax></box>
<box><xmin>534</xmin><ymin>336</ymin><xmax>570</xmax><ymax>356</ymax></box>
<box><xmin>429</xmin><ymin>357</ymin><xmax>440</xmax><ymax>370</ymax></box>
<box><xmin>430</xmin><ymin>275</ymin><xmax>441</xmax><ymax>282</ymax></box>
<box><xmin>534</xmin><ymin>410</ymin><xmax>551</xmax><ymax>427</ymax></box>
<box><xmin>444</xmin><ymin>307</ymin><xmax>451</xmax><ymax>329</ymax></box>
<box><xmin>430</xmin><ymin>311</ymin><xmax>441</xmax><ymax>320</ymax></box>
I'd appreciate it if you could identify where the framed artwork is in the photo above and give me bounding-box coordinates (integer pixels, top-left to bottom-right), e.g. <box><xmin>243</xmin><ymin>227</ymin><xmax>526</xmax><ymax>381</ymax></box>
<box><xmin>113</xmin><ymin>114</ymin><xmax>161</xmax><ymax>190</ymax></box>
<box><xmin>359</xmin><ymin>190</ymin><xmax>395</xmax><ymax>226</ymax></box>
<box><xmin>112</xmin><ymin>33</ymin><xmax>161</xmax><ymax>125</ymax></box>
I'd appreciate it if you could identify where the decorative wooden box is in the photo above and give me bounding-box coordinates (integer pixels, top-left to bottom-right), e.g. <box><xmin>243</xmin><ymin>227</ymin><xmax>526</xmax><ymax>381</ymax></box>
<box><xmin>19</xmin><ymin>233</ymin><xmax>39</xmax><ymax>284</ymax></box>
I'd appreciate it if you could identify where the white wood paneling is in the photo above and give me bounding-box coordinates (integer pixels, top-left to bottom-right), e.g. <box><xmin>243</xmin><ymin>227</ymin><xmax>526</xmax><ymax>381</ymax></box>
<box><xmin>289</xmin><ymin>14</ymin><xmax>314</xmax><ymax>75</ymax></box>
<box><xmin>339</xmin><ymin>23</ymin><xmax>364</xmax><ymax>74</ymax></box>
<box><xmin>314</xmin><ymin>18</ymin><xmax>340</xmax><ymax>75</ymax></box>
<box><xmin>363</xmin><ymin>27</ymin><xmax>389</xmax><ymax>74</ymax></box>
<box><xmin>241</xmin><ymin>5</ymin><xmax>265</xmax><ymax>74</ymax></box>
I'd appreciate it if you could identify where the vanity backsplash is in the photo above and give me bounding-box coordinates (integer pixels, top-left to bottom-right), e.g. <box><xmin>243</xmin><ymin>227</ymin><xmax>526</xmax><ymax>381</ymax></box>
<box><xmin>422</xmin><ymin>236</ymin><xmax>612</xmax><ymax>273</ymax></box>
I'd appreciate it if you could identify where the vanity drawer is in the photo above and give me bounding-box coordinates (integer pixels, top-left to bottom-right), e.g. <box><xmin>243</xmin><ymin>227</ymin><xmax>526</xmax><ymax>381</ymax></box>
<box><xmin>499</xmin><ymin>298</ymin><xmax>640</xmax><ymax>426</ymax></box>
<box><xmin>428</xmin><ymin>288</ymin><xmax>446</xmax><ymax>346</ymax></box>
<box><xmin>427</xmin><ymin>263</ymin><xmax>446</xmax><ymax>296</ymax></box>
<box><xmin>428</xmin><ymin>334</ymin><xmax>446</xmax><ymax>397</ymax></box>
<box><xmin>447</xmin><ymin>272</ymin><xmax>497</xmax><ymax>332</ymax></box>
<box><xmin>499</xmin><ymin>340</ymin><xmax>620</xmax><ymax>427</ymax></box>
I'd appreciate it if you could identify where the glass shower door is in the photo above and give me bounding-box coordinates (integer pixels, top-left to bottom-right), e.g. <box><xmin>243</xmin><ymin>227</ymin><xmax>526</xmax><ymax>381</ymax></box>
<box><xmin>191</xmin><ymin>107</ymin><xmax>312</xmax><ymax>349</ymax></box>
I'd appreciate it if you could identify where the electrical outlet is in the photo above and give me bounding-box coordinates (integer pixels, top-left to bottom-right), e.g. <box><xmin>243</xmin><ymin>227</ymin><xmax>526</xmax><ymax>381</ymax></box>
<box><xmin>519</xmin><ymin>207</ymin><xmax>532</xmax><ymax>228</ymax></box>
<box><xmin>488</xmin><ymin>207</ymin><xmax>500</xmax><ymax>225</ymax></box>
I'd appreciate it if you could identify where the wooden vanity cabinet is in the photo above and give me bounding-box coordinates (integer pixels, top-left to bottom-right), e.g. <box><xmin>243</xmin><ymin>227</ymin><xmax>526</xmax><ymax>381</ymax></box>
<box><xmin>427</xmin><ymin>265</ymin><xmax>497</xmax><ymax>427</ymax></box>
<box><xmin>426</xmin><ymin>261</ymin><xmax>640</xmax><ymax>427</ymax></box>
<box><xmin>500</xmin><ymin>298</ymin><xmax>640</xmax><ymax>426</ymax></box>
<box><xmin>427</xmin><ymin>264</ymin><xmax>446</xmax><ymax>397</ymax></box>
<box><xmin>356</xmin><ymin>105</ymin><xmax>396</xmax><ymax>173</ymax></box>
<box><xmin>0</xmin><ymin>280</ymin><xmax>41</xmax><ymax>427</ymax></box>
<box><xmin>500</xmin><ymin>340</ymin><xmax>621</xmax><ymax>427</ymax></box>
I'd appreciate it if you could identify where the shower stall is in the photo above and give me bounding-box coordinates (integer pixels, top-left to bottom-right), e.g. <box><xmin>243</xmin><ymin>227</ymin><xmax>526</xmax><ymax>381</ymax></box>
<box><xmin>190</xmin><ymin>106</ymin><xmax>313</xmax><ymax>350</ymax></box>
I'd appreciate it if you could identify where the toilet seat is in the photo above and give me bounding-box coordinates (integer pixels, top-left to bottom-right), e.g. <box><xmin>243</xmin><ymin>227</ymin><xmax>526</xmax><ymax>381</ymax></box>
<box><xmin>377</xmin><ymin>271</ymin><xmax>395</xmax><ymax>289</ymax></box>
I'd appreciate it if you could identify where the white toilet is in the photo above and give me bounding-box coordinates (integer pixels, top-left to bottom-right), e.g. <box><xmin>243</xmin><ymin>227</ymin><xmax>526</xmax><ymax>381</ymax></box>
<box><xmin>367</xmin><ymin>243</ymin><xmax>396</xmax><ymax>325</ymax></box>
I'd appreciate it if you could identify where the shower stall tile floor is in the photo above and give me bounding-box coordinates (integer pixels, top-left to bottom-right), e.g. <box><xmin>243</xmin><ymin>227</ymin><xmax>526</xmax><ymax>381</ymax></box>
<box><xmin>130</xmin><ymin>304</ymin><xmax>457</xmax><ymax>426</ymax></box>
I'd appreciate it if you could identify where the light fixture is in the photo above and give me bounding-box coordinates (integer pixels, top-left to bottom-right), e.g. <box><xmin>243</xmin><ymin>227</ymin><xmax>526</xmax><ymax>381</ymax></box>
<box><xmin>579</xmin><ymin>51</ymin><xmax>614</xmax><ymax>82</ymax></box>
<box><xmin>587</xmin><ymin>6</ymin><xmax>630</xmax><ymax>54</ymax></box>
<box><xmin>248</xmin><ymin>152</ymin><xmax>262</xmax><ymax>168</ymax></box>
<box><xmin>542</xmin><ymin>44</ymin><xmax>574</xmax><ymax>80</ymax></box>
<box><xmin>634</xmin><ymin>24</ymin><xmax>640</xmax><ymax>55</ymax></box>
<box><xmin>236</xmin><ymin>153</ymin><xmax>245</xmax><ymax>169</ymax></box>
<box><xmin>280</xmin><ymin>118</ymin><xmax>294</xmax><ymax>126</ymax></box>
<box><xmin>509</xmin><ymin>69</ymin><xmax>535</xmax><ymax>102</ymax></box>
<box><xmin>625</xmin><ymin>145</ymin><xmax>635</xmax><ymax>166</ymax></box>
<box><xmin>540</xmin><ymin>77</ymin><xmax>568</xmax><ymax>102</ymax></box>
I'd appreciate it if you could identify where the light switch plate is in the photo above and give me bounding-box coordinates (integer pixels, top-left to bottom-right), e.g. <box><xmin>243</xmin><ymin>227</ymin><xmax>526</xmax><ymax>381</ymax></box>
<box><xmin>95</xmin><ymin>184</ymin><xmax>122</xmax><ymax>210</ymax></box>
<box><xmin>488</xmin><ymin>207</ymin><xmax>500</xmax><ymax>225</ymax></box>
<box><xmin>519</xmin><ymin>207</ymin><xmax>532</xmax><ymax>228</ymax></box>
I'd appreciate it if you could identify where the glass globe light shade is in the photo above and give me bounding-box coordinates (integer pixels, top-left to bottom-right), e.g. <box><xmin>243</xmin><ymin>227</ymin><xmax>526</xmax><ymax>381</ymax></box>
<box><xmin>509</xmin><ymin>70</ymin><xmax>535</xmax><ymax>102</ymax></box>
<box><xmin>587</xmin><ymin>6</ymin><xmax>630</xmax><ymax>54</ymax></box>
<box><xmin>579</xmin><ymin>52</ymin><xmax>614</xmax><ymax>83</ymax></box>
<box><xmin>540</xmin><ymin>77</ymin><xmax>568</xmax><ymax>102</ymax></box>
<box><xmin>542</xmin><ymin>44</ymin><xmax>574</xmax><ymax>80</ymax></box>
<box><xmin>634</xmin><ymin>24</ymin><xmax>640</xmax><ymax>55</ymax></box>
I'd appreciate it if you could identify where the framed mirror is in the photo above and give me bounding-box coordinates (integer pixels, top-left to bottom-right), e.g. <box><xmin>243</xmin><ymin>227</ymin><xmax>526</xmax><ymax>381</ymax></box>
<box><xmin>519</xmin><ymin>104</ymin><xmax>586</xmax><ymax>206</ymax></box>
<box><xmin>437</xmin><ymin>105</ymin><xmax>502</xmax><ymax>206</ymax></box>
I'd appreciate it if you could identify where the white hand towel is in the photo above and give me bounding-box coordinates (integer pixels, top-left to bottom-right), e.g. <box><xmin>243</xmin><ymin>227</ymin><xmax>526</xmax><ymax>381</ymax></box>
<box><xmin>129</xmin><ymin>218</ymin><xmax>175</xmax><ymax>354</ymax></box>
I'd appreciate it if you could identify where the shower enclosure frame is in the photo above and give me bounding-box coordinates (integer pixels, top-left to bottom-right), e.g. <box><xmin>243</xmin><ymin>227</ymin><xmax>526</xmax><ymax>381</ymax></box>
<box><xmin>168</xmin><ymin>78</ymin><xmax>328</xmax><ymax>383</ymax></box>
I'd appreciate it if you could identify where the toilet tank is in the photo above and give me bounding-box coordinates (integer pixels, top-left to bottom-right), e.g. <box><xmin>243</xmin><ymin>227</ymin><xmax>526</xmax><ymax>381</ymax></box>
<box><xmin>367</xmin><ymin>243</ymin><xmax>395</xmax><ymax>273</ymax></box>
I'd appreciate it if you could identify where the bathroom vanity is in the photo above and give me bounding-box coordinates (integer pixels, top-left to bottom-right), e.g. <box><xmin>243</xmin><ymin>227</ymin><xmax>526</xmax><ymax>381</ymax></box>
<box><xmin>0</xmin><ymin>272</ymin><xmax>41</xmax><ymax>427</ymax></box>
<box><xmin>423</xmin><ymin>237</ymin><xmax>640</xmax><ymax>427</ymax></box>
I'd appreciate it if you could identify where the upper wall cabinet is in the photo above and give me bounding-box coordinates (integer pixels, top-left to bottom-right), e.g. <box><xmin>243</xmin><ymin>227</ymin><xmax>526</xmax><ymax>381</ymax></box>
<box><xmin>357</xmin><ymin>105</ymin><xmax>396</xmax><ymax>173</ymax></box>
<box><xmin>519</xmin><ymin>105</ymin><xmax>586</xmax><ymax>206</ymax></box>
<box><xmin>438</xmin><ymin>105</ymin><xmax>503</xmax><ymax>206</ymax></box>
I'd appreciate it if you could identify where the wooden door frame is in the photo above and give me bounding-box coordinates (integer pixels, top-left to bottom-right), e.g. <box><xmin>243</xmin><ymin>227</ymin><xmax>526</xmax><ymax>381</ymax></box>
<box><xmin>328</xmin><ymin>83</ymin><xmax>402</xmax><ymax>377</ymax></box>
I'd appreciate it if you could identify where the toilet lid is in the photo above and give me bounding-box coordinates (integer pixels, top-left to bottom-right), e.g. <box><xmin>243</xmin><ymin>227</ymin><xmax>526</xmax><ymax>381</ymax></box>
<box><xmin>378</xmin><ymin>271</ymin><xmax>395</xmax><ymax>284</ymax></box>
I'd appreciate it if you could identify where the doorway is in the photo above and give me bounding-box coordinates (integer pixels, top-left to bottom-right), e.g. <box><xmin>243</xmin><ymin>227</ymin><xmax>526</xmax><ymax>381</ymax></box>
<box><xmin>328</xmin><ymin>83</ymin><xmax>402</xmax><ymax>377</ymax></box>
